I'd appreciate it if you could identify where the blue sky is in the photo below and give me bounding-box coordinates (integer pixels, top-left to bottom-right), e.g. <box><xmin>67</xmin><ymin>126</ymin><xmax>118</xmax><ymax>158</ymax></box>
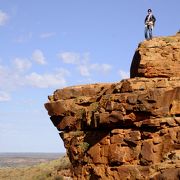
<box><xmin>0</xmin><ymin>0</ymin><xmax>179</xmax><ymax>153</ymax></box>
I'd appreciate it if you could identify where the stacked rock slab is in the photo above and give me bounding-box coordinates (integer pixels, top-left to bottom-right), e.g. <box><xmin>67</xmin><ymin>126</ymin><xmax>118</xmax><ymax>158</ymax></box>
<box><xmin>45</xmin><ymin>33</ymin><xmax>180</xmax><ymax>180</ymax></box>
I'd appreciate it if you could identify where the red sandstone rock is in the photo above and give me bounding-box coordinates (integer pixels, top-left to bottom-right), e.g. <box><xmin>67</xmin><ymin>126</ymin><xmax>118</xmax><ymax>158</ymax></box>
<box><xmin>130</xmin><ymin>34</ymin><xmax>180</xmax><ymax>78</ymax></box>
<box><xmin>45</xmin><ymin>34</ymin><xmax>180</xmax><ymax>179</ymax></box>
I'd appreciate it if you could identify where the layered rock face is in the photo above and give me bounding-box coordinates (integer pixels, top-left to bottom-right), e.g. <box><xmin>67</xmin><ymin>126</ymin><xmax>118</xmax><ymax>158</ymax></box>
<box><xmin>130</xmin><ymin>33</ymin><xmax>180</xmax><ymax>78</ymax></box>
<box><xmin>45</xmin><ymin>34</ymin><xmax>180</xmax><ymax>180</ymax></box>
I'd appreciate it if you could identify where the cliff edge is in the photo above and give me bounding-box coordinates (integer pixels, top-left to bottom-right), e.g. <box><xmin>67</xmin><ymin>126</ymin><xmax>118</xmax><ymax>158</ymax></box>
<box><xmin>45</xmin><ymin>34</ymin><xmax>180</xmax><ymax>180</ymax></box>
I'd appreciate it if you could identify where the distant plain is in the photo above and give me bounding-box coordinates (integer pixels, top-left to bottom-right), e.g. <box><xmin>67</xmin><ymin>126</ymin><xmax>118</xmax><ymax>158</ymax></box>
<box><xmin>0</xmin><ymin>153</ymin><xmax>71</xmax><ymax>179</ymax></box>
<box><xmin>0</xmin><ymin>153</ymin><xmax>63</xmax><ymax>168</ymax></box>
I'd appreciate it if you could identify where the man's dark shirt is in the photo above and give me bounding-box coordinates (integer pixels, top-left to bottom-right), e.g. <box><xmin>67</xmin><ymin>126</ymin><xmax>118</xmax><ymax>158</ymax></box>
<box><xmin>144</xmin><ymin>14</ymin><xmax>156</xmax><ymax>25</ymax></box>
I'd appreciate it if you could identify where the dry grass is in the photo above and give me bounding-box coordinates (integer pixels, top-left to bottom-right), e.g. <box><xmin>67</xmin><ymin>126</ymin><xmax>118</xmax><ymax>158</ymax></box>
<box><xmin>0</xmin><ymin>156</ymin><xmax>72</xmax><ymax>180</ymax></box>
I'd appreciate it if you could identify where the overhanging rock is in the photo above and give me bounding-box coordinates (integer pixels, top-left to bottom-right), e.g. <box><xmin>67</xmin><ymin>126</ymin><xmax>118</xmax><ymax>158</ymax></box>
<box><xmin>45</xmin><ymin>34</ymin><xmax>180</xmax><ymax>179</ymax></box>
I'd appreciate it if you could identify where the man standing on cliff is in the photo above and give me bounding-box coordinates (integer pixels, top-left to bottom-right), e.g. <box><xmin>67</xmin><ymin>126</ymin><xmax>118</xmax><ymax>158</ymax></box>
<box><xmin>144</xmin><ymin>9</ymin><xmax>156</xmax><ymax>40</ymax></box>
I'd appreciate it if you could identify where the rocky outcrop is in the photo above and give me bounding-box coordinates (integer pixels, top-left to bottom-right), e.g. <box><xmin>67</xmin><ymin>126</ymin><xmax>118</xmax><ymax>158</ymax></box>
<box><xmin>130</xmin><ymin>33</ymin><xmax>180</xmax><ymax>78</ymax></box>
<box><xmin>45</xmin><ymin>34</ymin><xmax>180</xmax><ymax>180</ymax></box>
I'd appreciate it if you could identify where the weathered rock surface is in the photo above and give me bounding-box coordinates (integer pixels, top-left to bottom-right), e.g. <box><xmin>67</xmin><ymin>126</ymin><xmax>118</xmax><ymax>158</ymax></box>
<box><xmin>130</xmin><ymin>33</ymin><xmax>180</xmax><ymax>78</ymax></box>
<box><xmin>45</xmin><ymin>34</ymin><xmax>180</xmax><ymax>180</ymax></box>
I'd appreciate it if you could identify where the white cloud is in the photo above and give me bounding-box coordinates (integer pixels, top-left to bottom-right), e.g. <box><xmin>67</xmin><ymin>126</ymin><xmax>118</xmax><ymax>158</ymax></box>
<box><xmin>13</xmin><ymin>58</ymin><xmax>32</xmax><ymax>72</ymax></box>
<box><xmin>78</xmin><ymin>65</ymin><xmax>90</xmax><ymax>77</ymax></box>
<box><xmin>0</xmin><ymin>91</ymin><xmax>11</xmax><ymax>102</ymax></box>
<box><xmin>0</xmin><ymin>64</ymin><xmax>24</xmax><ymax>90</ymax></box>
<box><xmin>90</xmin><ymin>63</ymin><xmax>112</xmax><ymax>74</ymax></box>
<box><xmin>0</xmin><ymin>10</ymin><xmax>9</xmax><ymax>26</ymax></box>
<box><xmin>55</xmin><ymin>68</ymin><xmax>71</xmax><ymax>77</ymax></box>
<box><xmin>0</xmin><ymin>60</ymin><xmax>69</xmax><ymax>94</ymax></box>
<box><xmin>118</xmin><ymin>70</ymin><xmax>129</xmax><ymax>79</ymax></box>
<box><xmin>101</xmin><ymin>64</ymin><xmax>112</xmax><ymax>73</ymax></box>
<box><xmin>25</xmin><ymin>72</ymin><xmax>67</xmax><ymax>88</ymax></box>
<box><xmin>78</xmin><ymin>63</ymin><xmax>112</xmax><ymax>77</ymax></box>
<box><xmin>32</xmin><ymin>49</ymin><xmax>46</xmax><ymax>65</ymax></box>
<box><xmin>40</xmin><ymin>32</ymin><xmax>55</xmax><ymax>39</ymax></box>
<box><xmin>58</xmin><ymin>51</ymin><xmax>112</xmax><ymax>77</ymax></box>
<box><xmin>58</xmin><ymin>52</ymin><xmax>80</xmax><ymax>64</ymax></box>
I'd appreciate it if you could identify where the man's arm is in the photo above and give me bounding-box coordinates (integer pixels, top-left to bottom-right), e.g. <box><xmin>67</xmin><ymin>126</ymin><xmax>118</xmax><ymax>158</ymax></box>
<box><xmin>144</xmin><ymin>15</ymin><xmax>148</xmax><ymax>24</ymax></box>
<box><xmin>152</xmin><ymin>15</ymin><xmax>156</xmax><ymax>22</ymax></box>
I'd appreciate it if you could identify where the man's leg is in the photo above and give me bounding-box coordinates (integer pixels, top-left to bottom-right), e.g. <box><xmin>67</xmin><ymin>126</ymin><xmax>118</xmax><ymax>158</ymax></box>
<box><xmin>149</xmin><ymin>27</ymin><xmax>153</xmax><ymax>39</ymax></box>
<box><xmin>144</xmin><ymin>26</ymin><xmax>149</xmax><ymax>40</ymax></box>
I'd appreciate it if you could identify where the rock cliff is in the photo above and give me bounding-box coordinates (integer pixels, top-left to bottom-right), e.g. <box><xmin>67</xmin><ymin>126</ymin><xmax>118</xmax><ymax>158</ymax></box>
<box><xmin>45</xmin><ymin>33</ymin><xmax>180</xmax><ymax>180</ymax></box>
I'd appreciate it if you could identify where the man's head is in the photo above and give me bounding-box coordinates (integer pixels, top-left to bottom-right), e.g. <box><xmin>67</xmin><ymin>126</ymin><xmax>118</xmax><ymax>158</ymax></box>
<box><xmin>148</xmin><ymin>9</ymin><xmax>152</xmax><ymax>13</ymax></box>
